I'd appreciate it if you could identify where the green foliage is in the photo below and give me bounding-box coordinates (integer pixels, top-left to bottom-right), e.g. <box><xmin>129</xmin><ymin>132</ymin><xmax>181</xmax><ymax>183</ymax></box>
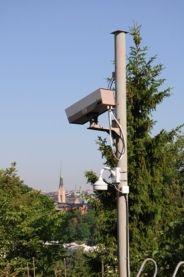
<box><xmin>0</xmin><ymin>163</ymin><xmax>65</xmax><ymax>276</ymax></box>
<box><xmin>61</xmin><ymin>209</ymin><xmax>98</xmax><ymax>245</ymax></box>
<box><xmin>126</xmin><ymin>25</ymin><xmax>184</xmax><ymax>276</ymax></box>
<box><xmin>68</xmin><ymin>250</ymin><xmax>94</xmax><ymax>276</ymax></box>
<box><xmin>86</xmin><ymin>25</ymin><xmax>184</xmax><ymax>276</ymax></box>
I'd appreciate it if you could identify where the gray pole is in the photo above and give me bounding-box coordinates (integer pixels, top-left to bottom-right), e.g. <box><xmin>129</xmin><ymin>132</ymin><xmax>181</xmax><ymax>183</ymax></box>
<box><xmin>101</xmin><ymin>258</ymin><xmax>104</xmax><ymax>277</ymax></box>
<box><xmin>33</xmin><ymin>257</ymin><xmax>36</xmax><ymax>277</ymax></box>
<box><xmin>64</xmin><ymin>258</ymin><xmax>67</xmax><ymax>277</ymax></box>
<box><xmin>112</xmin><ymin>30</ymin><xmax>129</xmax><ymax>277</ymax></box>
<box><xmin>27</xmin><ymin>263</ymin><xmax>30</xmax><ymax>277</ymax></box>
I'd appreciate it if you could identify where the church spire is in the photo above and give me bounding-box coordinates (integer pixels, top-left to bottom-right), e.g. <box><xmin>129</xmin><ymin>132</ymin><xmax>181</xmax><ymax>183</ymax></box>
<box><xmin>58</xmin><ymin>170</ymin><xmax>66</xmax><ymax>203</ymax></box>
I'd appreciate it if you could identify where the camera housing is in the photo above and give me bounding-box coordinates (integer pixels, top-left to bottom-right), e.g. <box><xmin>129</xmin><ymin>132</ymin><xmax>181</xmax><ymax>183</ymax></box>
<box><xmin>65</xmin><ymin>88</ymin><xmax>115</xmax><ymax>125</ymax></box>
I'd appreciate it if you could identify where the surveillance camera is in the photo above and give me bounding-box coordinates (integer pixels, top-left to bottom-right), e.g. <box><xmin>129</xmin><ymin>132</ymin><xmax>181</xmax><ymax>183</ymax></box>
<box><xmin>65</xmin><ymin>88</ymin><xmax>115</xmax><ymax>125</ymax></box>
<box><xmin>93</xmin><ymin>176</ymin><xmax>108</xmax><ymax>191</ymax></box>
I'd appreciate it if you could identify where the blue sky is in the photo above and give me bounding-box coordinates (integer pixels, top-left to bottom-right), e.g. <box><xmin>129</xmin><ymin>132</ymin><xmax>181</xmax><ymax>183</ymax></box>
<box><xmin>0</xmin><ymin>1</ymin><xmax>183</xmax><ymax>192</ymax></box>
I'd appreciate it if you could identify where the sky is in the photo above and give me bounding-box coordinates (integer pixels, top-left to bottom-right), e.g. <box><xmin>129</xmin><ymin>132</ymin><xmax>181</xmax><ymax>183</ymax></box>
<box><xmin>0</xmin><ymin>1</ymin><xmax>183</xmax><ymax>192</ymax></box>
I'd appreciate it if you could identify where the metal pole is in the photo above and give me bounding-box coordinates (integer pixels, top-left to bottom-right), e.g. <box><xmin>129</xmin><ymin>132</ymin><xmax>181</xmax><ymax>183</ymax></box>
<box><xmin>33</xmin><ymin>257</ymin><xmax>36</xmax><ymax>277</ymax></box>
<box><xmin>101</xmin><ymin>258</ymin><xmax>104</xmax><ymax>277</ymax></box>
<box><xmin>27</xmin><ymin>263</ymin><xmax>30</xmax><ymax>277</ymax></box>
<box><xmin>64</xmin><ymin>258</ymin><xmax>67</xmax><ymax>277</ymax></box>
<box><xmin>112</xmin><ymin>30</ymin><xmax>129</xmax><ymax>277</ymax></box>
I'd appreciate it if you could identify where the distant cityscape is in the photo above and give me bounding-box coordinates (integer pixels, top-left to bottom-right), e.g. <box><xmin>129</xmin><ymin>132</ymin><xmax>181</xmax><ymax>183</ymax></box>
<box><xmin>45</xmin><ymin>175</ymin><xmax>93</xmax><ymax>213</ymax></box>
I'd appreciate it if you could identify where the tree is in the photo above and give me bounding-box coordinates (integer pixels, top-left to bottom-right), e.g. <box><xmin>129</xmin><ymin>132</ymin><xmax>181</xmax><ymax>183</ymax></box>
<box><xmin>61</xmin><ymin>209</ymin><xmax>97</xmax><ymax>245</ymax></box>
<box><xmin>86</xmin><ymin>25</ymin><xmax>184</xmax><ymax>276</ymax></box>
<box><xmin>126</xmin><ymin>25</ymin><xmax>184</xmax><ymax>276</ymax></box>
<box><xmin>0</xmin><ymin>163</ymin><xmax>65</xmax><ymax>276</ymax></box>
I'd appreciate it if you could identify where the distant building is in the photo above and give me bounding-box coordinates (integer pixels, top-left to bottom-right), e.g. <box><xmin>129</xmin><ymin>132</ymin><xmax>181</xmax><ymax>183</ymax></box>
<box><xmin>45</xmin><ymin>174</ymin><xmax>93</xmax><ymax>214</ymax></box>
<box><xmin>63</xmin><ymin>242</ymin><xmax>97</xmax><ymax>254</ymax></box>
<box><xmin>58</xmin><ymin>176</ymin><xmax>66</xmax><ymax>203</ymax></box>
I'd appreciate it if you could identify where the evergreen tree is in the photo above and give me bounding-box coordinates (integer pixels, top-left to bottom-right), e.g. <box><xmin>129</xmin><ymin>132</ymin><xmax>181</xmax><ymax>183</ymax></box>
<box><xmin>86</xmin><ymin>25</ymin><xmax>184</xmax><ymax>276</ymax></box>
<box><xmin>127</xmin><ymin>25</ymin><xmax>184</xmax><ymax>276</ymax></box>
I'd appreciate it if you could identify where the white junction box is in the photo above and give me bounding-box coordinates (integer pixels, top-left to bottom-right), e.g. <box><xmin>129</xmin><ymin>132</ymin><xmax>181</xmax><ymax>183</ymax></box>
<box><xmin>65</xmin><ymin>88</ymin><xmax>115</xmax><ymax>125</ymax></box>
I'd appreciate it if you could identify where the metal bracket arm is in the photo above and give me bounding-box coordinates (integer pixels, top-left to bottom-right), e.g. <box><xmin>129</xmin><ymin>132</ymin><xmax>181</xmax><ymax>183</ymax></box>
<box><xmin>87</xmin><ymin>122</ymin><xmax>120</xmax><ymax>138</ymax></box>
